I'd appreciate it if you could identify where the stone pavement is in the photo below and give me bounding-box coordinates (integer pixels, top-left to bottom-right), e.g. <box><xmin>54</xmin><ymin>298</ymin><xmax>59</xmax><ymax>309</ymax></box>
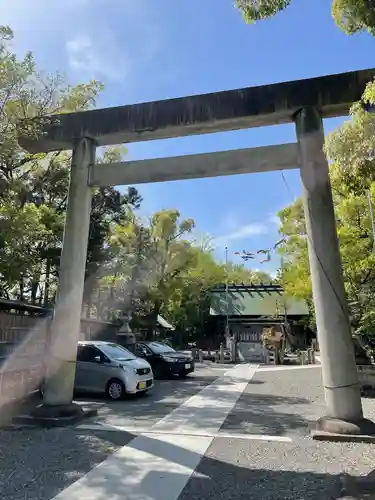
<box><xmin>2</xmin><ymin>364</ymin><xmax>375</xmax><ymax>500</ymax></box>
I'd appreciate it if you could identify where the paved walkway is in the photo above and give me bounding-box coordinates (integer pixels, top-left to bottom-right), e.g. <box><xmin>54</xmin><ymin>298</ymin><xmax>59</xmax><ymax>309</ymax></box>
<box><xmin>10</xmin><ymin>363</ymin><xmax>375</xmax><ymax>500</ymax></box>
<box><xmin>53</xmin><ymin>364</ymin><xmax>259</xmax><ymax>500</ymax></box>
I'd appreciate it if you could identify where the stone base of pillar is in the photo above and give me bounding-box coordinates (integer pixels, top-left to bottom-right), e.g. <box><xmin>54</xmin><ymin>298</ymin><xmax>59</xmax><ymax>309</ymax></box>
<box><xmin>311</xmin><ymin>416</ymin><xmax>375</xmax><ymax>442</ymax></box>
<box><xmin>13</xmin><ymin>402</ymin><xmax>99</xmax><ymax>428</ymax></box>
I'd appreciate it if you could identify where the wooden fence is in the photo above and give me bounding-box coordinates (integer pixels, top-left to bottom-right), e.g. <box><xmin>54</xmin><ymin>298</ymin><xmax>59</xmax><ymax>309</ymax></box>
<box><xmin>0</xmin><ymin>304</ymin><xmax>119</xmax><ymax>407</ymax></box>
<box><xmin>0</xmin><ymin>311</ymin><xmax>49</xmax><ymax>406</ymax></box>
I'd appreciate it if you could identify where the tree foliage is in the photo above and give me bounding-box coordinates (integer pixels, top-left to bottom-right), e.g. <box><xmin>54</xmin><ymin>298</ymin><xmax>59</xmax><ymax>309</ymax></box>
<box><xmin>235</xmin><ymin>0</ymin><xmax>292</xmax><ymax>23</ymax></box>
<box><xmin>325</xmin><ymin>80</ymin><xmax>375</xmax><ymax>193</ymax></box>
<box><xmin>0</xmin><ymin>26</ymin><xmax>140</xmax><ymax>305</ymax></box>
<box><xmin>332</xmin><ymin>0</ymin><xmax>375</xmax><ymax>35</ymax></box>
<box><xmin>235</xmin><ymin>0</ymin><xmax>375</xmax><ymax>35</ymax></box>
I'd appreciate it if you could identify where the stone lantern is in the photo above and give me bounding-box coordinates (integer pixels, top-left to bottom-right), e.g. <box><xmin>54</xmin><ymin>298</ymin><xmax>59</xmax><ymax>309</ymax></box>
<box><xmin>117</xmin><ymin>313</ymin><xmax>136</xmax><ymax>352</ymax></box>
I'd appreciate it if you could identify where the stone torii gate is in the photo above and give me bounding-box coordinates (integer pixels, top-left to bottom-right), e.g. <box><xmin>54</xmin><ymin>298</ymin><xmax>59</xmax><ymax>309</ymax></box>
<box><xmin>21</xmin><ymin>68</ymin><xmax>375</xmax><ymax>434</ymax></box>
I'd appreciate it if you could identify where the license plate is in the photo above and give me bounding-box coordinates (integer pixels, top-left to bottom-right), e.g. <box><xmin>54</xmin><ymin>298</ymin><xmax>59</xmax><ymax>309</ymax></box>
<box><xmin>185</xmin><ymin>363</ymin><xmax>191</xmax><ymax>369</ymax></box>
<box><xmin>138</xmin><ymin>381</ymin><xmax>146</xmax><ymax>389</ymax></box>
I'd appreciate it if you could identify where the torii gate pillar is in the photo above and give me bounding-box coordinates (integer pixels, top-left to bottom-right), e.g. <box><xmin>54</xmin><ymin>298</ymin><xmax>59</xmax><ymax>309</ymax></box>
<box><xmin>295</xmin><ymin>107</ymin><xmax>372</xmax><ymax>435</ymax></box>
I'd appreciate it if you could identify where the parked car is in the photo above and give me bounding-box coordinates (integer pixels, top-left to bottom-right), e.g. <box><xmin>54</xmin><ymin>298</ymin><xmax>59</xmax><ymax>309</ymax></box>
<box><xmin>41</xmin><ymin>341</ymin><xmax>154</xmax><ymax>401</ymax></box>
<box><xmin>135</xmin><ymin>341</ymin><xmax>195</xmax><ymax>379</ymax></box>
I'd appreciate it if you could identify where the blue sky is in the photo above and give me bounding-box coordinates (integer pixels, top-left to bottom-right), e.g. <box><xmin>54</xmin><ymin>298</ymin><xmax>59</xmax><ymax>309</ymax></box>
<box><xmin>2</xmin><ymin>0</ymin><xmax>375</xmax><ymax>275</ymax></box>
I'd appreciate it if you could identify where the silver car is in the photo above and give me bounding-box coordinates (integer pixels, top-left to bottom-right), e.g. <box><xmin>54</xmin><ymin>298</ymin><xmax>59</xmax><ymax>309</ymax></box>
<box><xmin>74</xmin><ymin>341</ymin><xmax>154</xmax><ymax>400</ymax></box>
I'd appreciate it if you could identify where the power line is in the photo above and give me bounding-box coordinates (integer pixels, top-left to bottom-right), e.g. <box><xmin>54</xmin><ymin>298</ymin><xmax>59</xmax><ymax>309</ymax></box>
<box><xmin>278</xmin><ymin>169</ymin><xmax>352</xmax><ymax>332</ymax></box>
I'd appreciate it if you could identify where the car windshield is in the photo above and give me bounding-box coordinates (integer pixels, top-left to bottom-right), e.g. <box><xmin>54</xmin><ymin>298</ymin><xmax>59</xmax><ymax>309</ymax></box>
<box><xmin>148</xmin><ymin>342</ymin><xmax>176</xmax><ymax>354</ymax></box>
<box><xmin>99</xmin><ymin>343</ymin><xmax>137</xmax><ymax>361</ymax></box>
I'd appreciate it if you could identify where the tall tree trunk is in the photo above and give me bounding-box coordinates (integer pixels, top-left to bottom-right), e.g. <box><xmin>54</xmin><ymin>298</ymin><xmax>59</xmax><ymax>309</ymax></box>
<box><xmin>44</xmin><ymin>258</ymin><xmax>51</xmax><ymax>307</ymax></box>
<box><xmin>19</xmin><ymin>278</ymin><xmax>24</xmax><ymax>301</ymax></box>
<box><xmin>147</xmin><ymin>299</ymin><xmax>161</xmax><ymax>340</ymax></box>
<box><xmin>147</xmin><ymin>239</ymin><xmax>169</xmax><ymax>339</ymax></box>
<box><xmin>31</xmin><ymin>267</ymin><xmax>41</xmax><ymax>303</ymax></box>
<box><xmin>31</xmin><ymin>279</ymin><xmax>39</xmax><ymax>303</ymax></box>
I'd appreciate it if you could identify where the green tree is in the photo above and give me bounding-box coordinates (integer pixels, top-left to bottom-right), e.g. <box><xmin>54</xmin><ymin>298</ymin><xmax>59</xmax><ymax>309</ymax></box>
<box><xmin>279</xmin><ymin>174</ymin><xmax>375</xmax><ymax>332</ymax></box>
<box><xmin>0</xmin><ymin>25</ymin><xmax>143</xmax><ymax>308</ymax></box>
<box><xmin>235</xmin><ymin>0</ymin><xmax>375</xmax><ymax>35</ymax></box>
<box><xmin>325</xmin><ymin>80</ymin><xmax>375</xmax><ymax>193</ymax></box>
<box><xmin>105</xmin><ymin>209</ymin><xmax>196</xmax><ymax>334</ymax></box>
<box><xmin>165</xmin><ymin>247</ymin><xmax>226</xmax><ymax>339</ymax></box>
<box><xmin>0</xmin><ymin>26</ymin><xmax>101</xmax><ymax>301</ymax></box>
<box><xmin>103</xmin><ymin>213</ymin><xmax>154</xmax><ymax>321</ymax></box>
<box><xmin>83</xmin><ymin>147</ymin><xmax>143</xmax><ymax>316</ymax></box>
<box><xmin>141</xmin><ymin>209</ymin><xmax>196</xmax><ymax>337</ymax></box>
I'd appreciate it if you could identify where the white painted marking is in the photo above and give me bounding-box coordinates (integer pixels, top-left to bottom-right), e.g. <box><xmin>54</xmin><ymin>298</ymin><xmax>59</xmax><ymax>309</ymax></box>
<box><xmin>77</xmin><ymin>424</ymin><xmax>293</xmax><ymax>443</ymax></box>
<box><xmin>211</xmin><ymin>431</ymin><xmax>292</xmax><ymax>443</ymax></box>
<box><xmin>52</xmin><ymin>363</ymin><xmax>257</xmax><ymax>500</ymax></box>
<box><xmin>53</xmin><ymin>433</ymin><xmax>212</xmax><ymax>500</ymax></box>
<box><xmin>151</xmin><ymin>363</ymin><xmax>257</xmax><ymax>434</ymax></box>
<box><xmin>258</xmin><ymin>365</ymin><xmax>321</xmax><ymax>372</ymax></box>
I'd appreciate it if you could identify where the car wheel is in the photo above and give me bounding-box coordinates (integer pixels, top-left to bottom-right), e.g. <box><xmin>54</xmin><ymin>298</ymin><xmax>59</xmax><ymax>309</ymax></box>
<box><xmin>106</xmin><ymin>379</ymin><xmax>125</xmax><ymax>400</ymax></box>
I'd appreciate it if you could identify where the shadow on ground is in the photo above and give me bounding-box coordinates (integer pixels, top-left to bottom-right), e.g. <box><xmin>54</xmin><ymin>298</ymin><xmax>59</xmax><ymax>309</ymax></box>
<box><xmin>221</xmin><ymin>392</ymin><xmax>314</xmax><ymax>436</ymax></box>
<box><xmin>0</xmin><ymin>425</ymin><xmax>131</xmax><ymax>500</ymax></box>
<box><xmin>64</xmin><ymin>428</ymin><xmax>346</xmax><ymax>500</ymax></box>
<box><xmin>73</xmin><ymin>373</ymin><xmax>309</xmax><ymax>438</ymax></box>
<box><xmin>75</xmin><ymin>374</ymin><xmax>220</xmax><ymax>425</ymax></box>
<box><xmin>74</xmin><ymin>373</ymin><xmax>263</xmax><ymax>428</ymax></box>
<box><xmin>91</xmin><ymin>388</ymin><xmax>311</xmax><ymax>439</ymax></box>
<box><xmin>219</xmin><ymin>367</ymin><xmax>327</xmax><ymax>438</ymax></box>
<box><xmin>0</xmin><ymin>424</ymin><xmax>345</xmax><ymax>500</ymax></box>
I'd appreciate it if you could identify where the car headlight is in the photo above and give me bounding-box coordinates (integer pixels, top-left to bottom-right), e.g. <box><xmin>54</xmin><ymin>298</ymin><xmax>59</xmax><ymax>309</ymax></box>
<box><xmin>162</xmin><ymin>356</ymin><xmax>178</xmax><ymax>363</ymax></box>
<box><xmin>120</xmin><ymin>365</ymin><xmax>137</xmax><ymax>374</ymax></box>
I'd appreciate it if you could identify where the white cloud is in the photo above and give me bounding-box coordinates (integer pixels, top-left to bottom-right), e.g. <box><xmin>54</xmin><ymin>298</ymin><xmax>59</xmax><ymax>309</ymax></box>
<box><xmin>224</xmin><ymin>223</ymin><xmax>268</xmax><ymax>241</ymax></box>
<box><xmin>268</xmin><ymin>214</ymin><xmax>280</xmax><ymax>227</ymax></box>
<box><xmin>214</xmin><ymin>222</ymin><xmax>268</xmax><ymax>248</ymax></box>
<box><xmin>2</xmin><ymin>0</ymin><xmax>163</xmax><ymax>90</ymax></box>
<box><xmin>63</xmin><ymin>3</ymin><xmax>163</xmax><ymax>87</ymax></box>
<box><xmin>66</xmin><ymin>34</ymin><xmax>127</xmax><ymax>82</ymax></box>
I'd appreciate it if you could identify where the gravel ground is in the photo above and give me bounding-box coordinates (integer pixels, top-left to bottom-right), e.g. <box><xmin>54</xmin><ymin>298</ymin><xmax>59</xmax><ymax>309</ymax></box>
<box><xmin>4</xmin><ymin>365</ymin><xmax>375</xmax><ymax>500</ymax></box>
<box><xmin>221</xmin><ymin>366</ymin><xmax>375</xmax><ymax>438</ymax></box>
<box><xmin>221</xmin><ymin>367</ymin><xmax>325</xmax><ymax>438</ymax></box>
<box><xmin>220</xmin><ymin>366</ymin><xmax>375</xmax><ymax>438</ymax></box>
<box><xmin>0</xmin><ymin>366</ymin><xmax>223</xmax><ymax>500</ymax></box>
<box><xmin>0</xmin><ymin>426</ymin><xmax>131</xmax><ymax>500</ymax></box>
<box><xmin>180</xmin><ymin>437</ymin><xmax>375</xmax><ymax>500</ymax></box>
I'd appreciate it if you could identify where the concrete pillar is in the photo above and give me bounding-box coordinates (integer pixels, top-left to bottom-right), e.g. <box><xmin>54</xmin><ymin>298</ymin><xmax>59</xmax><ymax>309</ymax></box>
<box><xmin>299</xmin><ymin>351</ymin><xmax>305</xmax><ymax>366</ymax></box>
<box><xmin>231</xmin><ymin>335</ymin><xmax>237</xmax><ymax>364</ymax></box>
<box><xmin>43</xmin><ymin>137</ymin><xmax>96</xmax><ymax>407</ymax></box>
<box><xmin>198</xmin><ymin>349</ymin><xmax>204</xmax><ymax>363</ymax></box>
<box><xmin>294</xmin><ymin>107</ymin><xmax>363</xmax><ymax>425</ymax></box>
<box><xmin>219</xmin><ymin>343</ymin><xmax>225</xmax><ymax>364</ymax></box>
